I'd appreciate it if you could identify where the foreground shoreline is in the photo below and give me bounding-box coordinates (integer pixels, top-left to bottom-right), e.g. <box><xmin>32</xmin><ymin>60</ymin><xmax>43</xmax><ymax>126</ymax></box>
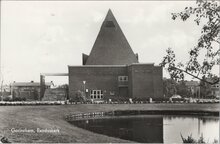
<box><xmin>0</xmin><ymin>103</ymin><xmax>219</xmax><ymax>143</ymax></box>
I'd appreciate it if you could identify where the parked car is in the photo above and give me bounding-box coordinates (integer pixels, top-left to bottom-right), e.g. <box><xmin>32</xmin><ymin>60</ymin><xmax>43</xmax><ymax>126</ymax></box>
<box><xmin>171</xmin><ymin>95</ymin><xmax>182</xmax><ymax>99</ymax></box>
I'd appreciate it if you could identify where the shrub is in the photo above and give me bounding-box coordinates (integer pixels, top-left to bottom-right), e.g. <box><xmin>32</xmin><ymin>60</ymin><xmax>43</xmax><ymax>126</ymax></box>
<box><xmin>198</xmin><ymin>134</ymin><xmax>205</xmax><ymax>143</ymax></box>
<box><xmin>172</xmin><ymin>98</ymin><xmax>184</xmax><ymax>102</ymax></box>
<box><xmin>181</xmin><ymin>133</ymin><xmax>218</xmax><ymax>143</ymax></box>
<box><xmin>153</xmin><ymin>97</ymin><xmax>170</xmax><ymax>102</ymax></box>
<box><xmin>181</xmin><ymin>133</ymin><xmax>196</xmax><ymax>143</ymax></box>
<box><xmin>2</xmin><ymin>97</ymin><xmax>12</xmax><ymax>102</ymax></box>
<box><xmin>13</xmin><ymin>97</ymin><xmax>26</xmax><ymax>101</ymax></box>
<box><xmin>132</xmin><ymin>97</ymin><xmax>149</xmax><ymax>102</ymax></box>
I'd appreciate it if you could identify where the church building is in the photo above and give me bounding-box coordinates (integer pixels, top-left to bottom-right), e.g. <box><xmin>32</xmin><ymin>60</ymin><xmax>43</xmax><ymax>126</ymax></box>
<box><xmin>68</xmin><ymin>9</ymin><xmax>163</xmax><ymax>100</ymax></box>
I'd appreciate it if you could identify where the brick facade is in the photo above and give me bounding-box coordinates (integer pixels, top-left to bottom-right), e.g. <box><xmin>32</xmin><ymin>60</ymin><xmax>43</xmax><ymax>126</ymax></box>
<box><xmin>68</xmin><ymin>64</ymin><xmax>163</xmax><ymax>100</ymax></box>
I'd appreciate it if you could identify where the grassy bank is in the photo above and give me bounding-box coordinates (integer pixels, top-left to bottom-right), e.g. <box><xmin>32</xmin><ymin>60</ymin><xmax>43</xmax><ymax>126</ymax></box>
<box><xmin>0</xmin><ymin>103</ymin><xmax>219</xmax><ymax>143</ymax></box>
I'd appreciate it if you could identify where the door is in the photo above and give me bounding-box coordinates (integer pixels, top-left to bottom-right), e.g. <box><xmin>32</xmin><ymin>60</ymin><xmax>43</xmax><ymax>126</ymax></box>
<box><xmin>119</xmin><ymin>87</ymin><xmax>128</xmax><ymax>97</ymax></box>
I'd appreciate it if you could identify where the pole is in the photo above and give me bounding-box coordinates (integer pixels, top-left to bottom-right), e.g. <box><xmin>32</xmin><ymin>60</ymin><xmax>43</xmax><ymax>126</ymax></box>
<box><xmin>218</xmin><ymin>8</ymin><xmax>220</xmax><ymax>142</ymax></box>
<box><xmin>0</xmin><ymin>80</ymin><xmax>2</xmax><ymax>101</ymax></box>
<box><xmin>83</xmin><ymin>81</ymin><xmax>86</xmax><ymax>99</ymax></box>
<box><xmin>218</xmin><ymin>29</ymin><xmax>220</xmax><ymax>144</ymax></box>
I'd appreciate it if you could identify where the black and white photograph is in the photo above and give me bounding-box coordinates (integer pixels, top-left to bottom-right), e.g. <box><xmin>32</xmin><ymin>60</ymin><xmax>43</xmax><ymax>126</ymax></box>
<box><xmin>0</xmin><ymin>0</ymin><xmax>219</xmax><ymax>143</ymax></box>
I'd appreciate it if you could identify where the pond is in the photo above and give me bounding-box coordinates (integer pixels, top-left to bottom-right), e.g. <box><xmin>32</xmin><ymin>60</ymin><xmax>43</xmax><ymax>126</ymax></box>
<box><xmin>70</xmin><ymin>115</ymin><xmax>219</xmax><ymax>143</ymax></box>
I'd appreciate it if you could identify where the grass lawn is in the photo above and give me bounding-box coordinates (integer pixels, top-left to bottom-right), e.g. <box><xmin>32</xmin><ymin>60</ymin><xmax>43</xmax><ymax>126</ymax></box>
<box><xmin>0</xmin><ymin>103</ymin><xmax>219</xmax><ymax>143</ymax></box>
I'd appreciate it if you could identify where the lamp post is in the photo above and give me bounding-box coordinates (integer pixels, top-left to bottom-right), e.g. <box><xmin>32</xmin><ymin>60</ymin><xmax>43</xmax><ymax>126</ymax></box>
<box><xmin>83</xmin><ymin>81</ymin><xmax>86</xmax><ymax>97</ymax></box>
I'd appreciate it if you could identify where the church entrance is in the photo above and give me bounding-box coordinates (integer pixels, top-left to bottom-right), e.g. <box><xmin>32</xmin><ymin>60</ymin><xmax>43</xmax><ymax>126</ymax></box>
<box><xmin>90</xmin><ymin>90</ymin><xmax>103</xmax><ymax>100</ymax></box>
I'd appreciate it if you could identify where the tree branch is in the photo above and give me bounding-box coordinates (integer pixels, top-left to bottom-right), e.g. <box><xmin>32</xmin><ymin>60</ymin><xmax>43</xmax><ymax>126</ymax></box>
<box><xmin>171</xmin><ymin>66</ymin><xmax>219</xmax><ymax>85</ymax></box>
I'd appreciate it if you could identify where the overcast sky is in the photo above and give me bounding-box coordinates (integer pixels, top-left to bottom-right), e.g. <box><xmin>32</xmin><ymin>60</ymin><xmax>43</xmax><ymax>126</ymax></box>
<box><xmin>1</xmin><ymin>1</ymin><xmax>219</xmax><ymax>85</ymax></box>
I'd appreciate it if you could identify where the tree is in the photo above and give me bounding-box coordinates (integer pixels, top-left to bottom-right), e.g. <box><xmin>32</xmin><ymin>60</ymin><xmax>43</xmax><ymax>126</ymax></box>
<box><xmin>164</xmin><ymin>78</ymin><xmax>192</xmax><ymax>97</ymax></box>
<box><xmin>163</xmin><ymin>78</ymin><xmax>178</xmax><ymax>97</ymax></box>
<box><xmin>176</xmin><ymin>81</ymin><xmax>191</xmax><ymax>97</ymax></box>
<box><xmin>161</xmin><ymin>0</ymin><xmax>220</xmax><ymax>84</ymax></box>
<box><xmin>200</xmin><ymin>76</ymin><xmax>212</xmax><ymax>98</ymax></box>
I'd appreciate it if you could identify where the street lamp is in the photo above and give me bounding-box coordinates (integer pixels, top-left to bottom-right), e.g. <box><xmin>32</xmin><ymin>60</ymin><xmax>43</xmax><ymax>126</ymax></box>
<box><xmin>83</xmin><ymin>81</ymin><xmax>86</xmax><ymax>97</ymax></box>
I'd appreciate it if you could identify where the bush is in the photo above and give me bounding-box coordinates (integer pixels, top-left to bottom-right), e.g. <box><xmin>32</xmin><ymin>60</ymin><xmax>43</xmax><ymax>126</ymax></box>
<box><xmin>153</xmin><ymin>97</ymin><xmax>170</xmax><ymax>102</ymax></box>
<box><xmin>181</xmin><ymin>134</ymin><xmax>196</xmax><ymax>143</ymax></box>
<box><xmin>132</xmin><ymin>97</ymin><xmax>149</xmax><ymax>102</ymax></box>
<box><xmin>110</xmin><ymin>97</ymin><xmax>129</xmax><ymax>103</ymax></box>
<box><xmin>172</xmin><ymin>98</ymin><xmax>184</xmax><ymax>102</ymax></box>
<box><xmin>69</xmin><ymin>98</ymin><xmax>82</xmax><ymax>103</ymax></box>
<box><xmin>13</xmin><ymin>97</ymin><xmax>26</xmax><ymax>101</ymax></box>
<box><xmin>2</xmin><ymin>97</ymin><xmax>12</xmax><ymax>102</ymax></box>
<box><xmin>3</xmin><ymin>96</ymin><xmax>26</xmax><ymax>102</ymax></box>
<box><xmin>181</xmin><ymin>133</ymin><xmax>218</xmax><ymax>143</ymax></box>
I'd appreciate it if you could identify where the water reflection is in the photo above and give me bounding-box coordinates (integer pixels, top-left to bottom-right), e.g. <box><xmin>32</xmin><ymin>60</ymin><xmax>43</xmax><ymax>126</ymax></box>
<box><xmin>163</xmin><ymin>116</ymin><xmax>219</xmax><ymax>143</ymax></box>
<box><xmin>70</xmin><ymin>115</ymin><xmax>219</xmax><ymax>143</ymax></box>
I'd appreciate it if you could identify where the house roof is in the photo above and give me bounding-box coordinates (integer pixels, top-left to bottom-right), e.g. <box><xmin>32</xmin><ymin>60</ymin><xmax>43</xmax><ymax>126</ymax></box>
<box><xmin>11</xmin><ymin>82</ymin><xmax>51</xmax><ymax>87</ymax></box>
<box><xmin>85</xmin><ymin>9</ymin><xmax>139</xmax><ymax>65</ymax></box>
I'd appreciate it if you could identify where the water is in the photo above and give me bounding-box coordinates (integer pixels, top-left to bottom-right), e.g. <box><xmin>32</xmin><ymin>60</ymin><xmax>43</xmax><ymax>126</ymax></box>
<box><xmin>70</xmin><ymin>115</ymin><xmax>219</xmax><ymax>143</ymax></box>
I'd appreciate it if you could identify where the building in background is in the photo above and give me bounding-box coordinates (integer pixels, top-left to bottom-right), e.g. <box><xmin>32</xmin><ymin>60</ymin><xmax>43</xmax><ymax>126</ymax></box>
<box><xmin>42</xmin><ymin>84</ymin><xmax>68</xmax><ymax>101</ymax></box>
<box><xmin>185</xmin><ymin>81</ymin><xmax>200</xmax><ymax>98</ymax></box>
<box><xmin>210</xmin><ymin>81</ymin><xmax>219</xmax><ymax>98</ymax></box>
<box><xmin>68</xmin><ymin>9</ymin><xmax>163</xmax><ymax>101</ymax></box>
<box><xmin>11</xmin><ymin>81</ymin><xmax>51</xmax><ymax>101</ymax></box>
<box><xmin>0</xmin><ymin>85</ymin><xmax>11</xmax><ymax>100</ymax></box>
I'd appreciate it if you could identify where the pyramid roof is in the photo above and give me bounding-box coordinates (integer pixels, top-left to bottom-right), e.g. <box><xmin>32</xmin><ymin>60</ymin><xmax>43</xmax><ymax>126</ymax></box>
<box><xmin>85</xmin><ymin>9</ymin><xmax>139</xmax><ymax>65</ymax></box>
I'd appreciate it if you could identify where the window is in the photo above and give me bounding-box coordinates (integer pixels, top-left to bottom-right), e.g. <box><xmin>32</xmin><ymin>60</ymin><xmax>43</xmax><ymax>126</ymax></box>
<box><xmin>105</xmin><ymin>21</ymin><xmax>115</xmax><ymax>27</ymax></box>
<box><xmin>90</xmin><ymin>90</ymin><xmax>103</xmax><ymax>99</ymax></box>
<box><xmin>118</xmin><ymin>76</ymin><xmax>128</xmax><ymax>82</ymax></box>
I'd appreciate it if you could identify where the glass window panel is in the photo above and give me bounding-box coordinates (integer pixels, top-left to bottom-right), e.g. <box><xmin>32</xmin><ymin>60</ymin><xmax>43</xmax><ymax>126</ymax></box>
<box><xmin>118</xmin><ymin>76</ymin><xmax>128</xmax><ymax>82</ymax></box>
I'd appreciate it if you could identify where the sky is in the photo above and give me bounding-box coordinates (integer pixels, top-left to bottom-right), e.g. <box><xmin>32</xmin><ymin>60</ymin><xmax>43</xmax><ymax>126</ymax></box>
<box><xmin>1</xmin><ymin>1</ymin><xmax>219</xmax><ymax>85</ymax></box>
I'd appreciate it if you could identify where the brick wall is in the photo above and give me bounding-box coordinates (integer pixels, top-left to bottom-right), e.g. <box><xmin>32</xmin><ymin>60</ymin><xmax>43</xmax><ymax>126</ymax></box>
<box><xmin>129</xmin><ymin>64</ymin><xmax>155</xmax><ymax>98</ymax></box>
<box><xmin>69</xmin><ymin>66</ymin><xmax>127</xmax><ymax>100</ymax></box>
<box><xmin>68</xmin><ymin>64</ymin><xmax>163</xmax><ymax>100</ymax></box>
<box><xmin>153</xmin><ymin>66</ymin><xmax>163</xmax><ymax>98</ymax></box>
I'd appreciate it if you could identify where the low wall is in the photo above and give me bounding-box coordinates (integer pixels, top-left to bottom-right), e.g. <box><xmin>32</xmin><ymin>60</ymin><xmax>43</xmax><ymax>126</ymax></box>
<box><xmin>65</xmin><ymin>109</ymin><xmax>219</xmax><ymax>121</ymax></box>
